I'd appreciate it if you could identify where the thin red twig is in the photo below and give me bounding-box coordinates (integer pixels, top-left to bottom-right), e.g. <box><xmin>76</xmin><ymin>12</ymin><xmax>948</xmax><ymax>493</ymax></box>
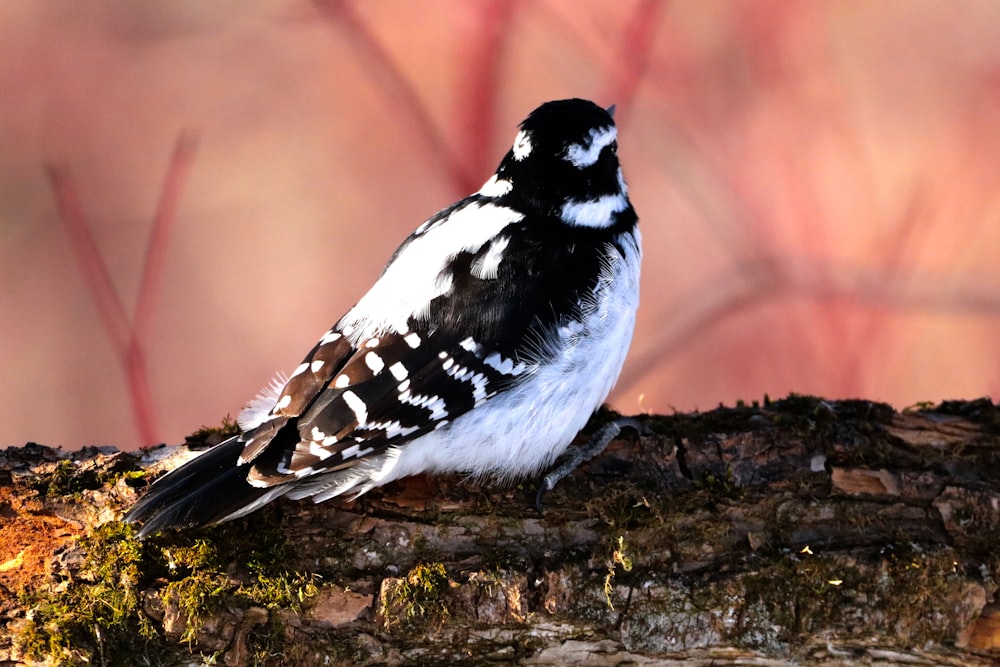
<box><xmin>134</xmin><ymin>131</ymin><xmax>199</xmax><ymax>343</ymax></box>
<box><xmin>47</xmin><ymin>131</ymin><xmax>198</xmax><ymax>446</ymax></box>
<box><xmin>46</xmin><ymin>166</ymin><xmax>132</xmax><ymax>353</ymax></box>
<box><xmin>124</xmin><ymin>339</ymin><xmax>158</xmax><ymax>447</ymax></box>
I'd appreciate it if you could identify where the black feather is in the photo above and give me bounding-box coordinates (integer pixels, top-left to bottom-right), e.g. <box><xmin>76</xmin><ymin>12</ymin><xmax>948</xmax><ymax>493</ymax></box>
<box><xmin>124</xmin><ymin>437</ymin><xmax>273</xmax><ymax>538</ymax></box>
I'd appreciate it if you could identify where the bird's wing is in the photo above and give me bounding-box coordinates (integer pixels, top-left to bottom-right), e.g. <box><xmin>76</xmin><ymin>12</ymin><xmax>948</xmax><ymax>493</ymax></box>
<box><xmin>242</xmin><ymin>327</ymin><xmax>529</xmax><ymax>486</ymax></box>
<box><xmin>236</xmin><ymin>207</ymin><xmax>619</xmax><ymax>487</ymax></box>
<box><xmin>236</xmin><ymin>329</ymin><xmax>355</xmax><ymax>466</ymax></box>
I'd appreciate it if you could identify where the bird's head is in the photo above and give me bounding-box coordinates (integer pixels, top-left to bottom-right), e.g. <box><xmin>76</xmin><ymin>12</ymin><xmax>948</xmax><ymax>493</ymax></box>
<box><xmin>481</xmin><ymin>99</ymin><xmax>630</xmax><ymax>230</ymax></box>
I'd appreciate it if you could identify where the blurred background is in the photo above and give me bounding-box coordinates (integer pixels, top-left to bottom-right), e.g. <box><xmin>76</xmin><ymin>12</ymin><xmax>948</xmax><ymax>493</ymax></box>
<box><xmin>2</xmin><ymin>1</ymin><xmax>1000</xmax><ymax>450</ymax></box>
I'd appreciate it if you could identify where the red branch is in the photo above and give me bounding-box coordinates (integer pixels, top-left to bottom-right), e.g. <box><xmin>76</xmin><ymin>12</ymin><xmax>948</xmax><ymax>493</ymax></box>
<box><xmin>46</xmin><ymin>166</ymin><xmax>132</xmax><ymax>353</ymax></box>
<box><xmin>46</xmin><ymin>132</ymin><xmax>198</xmax><ymax>446</ymax></box>
<box><xmin>135</xmin><ymin>131</ymin><xmax>199</xmax><ymax>343</ymax></box>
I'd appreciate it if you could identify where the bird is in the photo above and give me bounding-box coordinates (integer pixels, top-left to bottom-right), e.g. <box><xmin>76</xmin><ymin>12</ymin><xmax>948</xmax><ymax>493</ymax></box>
<box><xmin>125</xmin><ymin>98</ymin><xmax>641</xmax><ymax>537</ymax></box>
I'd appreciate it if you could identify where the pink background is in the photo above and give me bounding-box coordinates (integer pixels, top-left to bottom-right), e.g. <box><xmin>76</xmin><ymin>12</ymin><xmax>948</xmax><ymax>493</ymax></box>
<box><xmin>2</xmin><ymin>1</ymin><xmax>1000</xmax><ymax>449</ymax></box>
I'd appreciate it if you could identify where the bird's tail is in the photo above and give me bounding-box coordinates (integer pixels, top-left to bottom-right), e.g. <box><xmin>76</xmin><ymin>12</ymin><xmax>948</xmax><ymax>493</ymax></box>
<box><xmin>124</xmin><ymin>436</ymin><xmax>285</xmax><ymax>538</ymax></box>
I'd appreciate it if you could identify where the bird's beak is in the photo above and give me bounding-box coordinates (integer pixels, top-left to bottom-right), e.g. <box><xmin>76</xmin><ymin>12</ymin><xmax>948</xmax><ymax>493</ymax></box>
<box><xmin>606</xmin><ymin>104</ymin><xmax>617</xmax><ymax>119</ymax></box>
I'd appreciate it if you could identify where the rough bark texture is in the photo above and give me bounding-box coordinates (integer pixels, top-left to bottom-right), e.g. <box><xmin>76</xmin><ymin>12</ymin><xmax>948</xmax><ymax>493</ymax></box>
<box><xmin>1</xmin><ymin>395</ymin><xmax>999</xmax><ymax>666</ymax></box>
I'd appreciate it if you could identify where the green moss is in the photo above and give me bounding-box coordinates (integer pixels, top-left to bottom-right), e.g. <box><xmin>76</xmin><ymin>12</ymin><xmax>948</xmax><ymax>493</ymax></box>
<box><xmin>149</xmin><ymin>512</ymin><xmax>320</xmax><ymax>637</ymax></box>
<box><xmin>31</xmin><ymin>452</ymin><xmax>145</xmax><ymax>499</ymax></box>
<box><xmin>380</xmin><ymin>562</ymin><xmax>452</xmax><ymax>632</ymax></box>
<box><xmin>117</xmin><ymin>469</ymin><xmax>148</xmax><ymax>484</ymax></box>
<box><xmin>162</xmin><ymin>537</ymin><xmax>217</xmax><ymax>572</ymax></box>
<box><xmin>185</xmin><ymin>416</ymin><xmax>240</xmax><ymax>445</ymax></box>
<box><xmin>163</xmin><ymin>572</ymin><xmax>229</xmax><ymax>644</ymax></box>
<box><xmin>16</xmin><ymin>522</ymin><xmax>161</xmax><ymax>666</ymax></box>
<box><xmin>237</xmin><ymin>570</ymin><xmax>319</xmax><ymax>611</ymax></box>
<box><xmin>18</xmin><ymin>506</ymin><xmax>327</xmax><ymax>664</ymax></box>
<box><xmin>39</xmin><ymin>459</ymin><xmax>79</xmax><ymax>498</ymax></box>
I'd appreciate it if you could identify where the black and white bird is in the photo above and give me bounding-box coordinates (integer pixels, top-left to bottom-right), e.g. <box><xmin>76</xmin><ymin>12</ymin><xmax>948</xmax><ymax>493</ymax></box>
<box><xmin>126</xmin><ymin>98</ymin><xmax>641</xmax><ymax>537</ymax></box>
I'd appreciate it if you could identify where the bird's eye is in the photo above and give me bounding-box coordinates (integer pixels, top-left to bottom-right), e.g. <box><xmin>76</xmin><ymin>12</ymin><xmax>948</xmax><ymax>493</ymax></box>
<box><xmin>609</xmin><ymin>141</ymin><xmax>618</xmax><ymax>154</ymax></box>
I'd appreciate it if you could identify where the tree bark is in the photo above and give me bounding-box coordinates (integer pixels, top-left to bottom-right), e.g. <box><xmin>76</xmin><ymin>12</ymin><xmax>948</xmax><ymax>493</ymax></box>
<box><xmin>1</xmin><ymin>395</ymin><xmax>998</xmax><ymax>666</ymax></box>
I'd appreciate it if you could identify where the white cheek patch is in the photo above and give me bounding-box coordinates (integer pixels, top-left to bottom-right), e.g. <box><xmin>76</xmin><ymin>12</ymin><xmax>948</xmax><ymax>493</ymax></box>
<box><xmin>565</xmin><ymin>125</ymin><xmax>617</xmax><ymax>168</ymax></box>
<box><xmin>561</xmin><ymin>193</ymin><xmax>629</xmax><ymax>228</ymax></box>
<box><xmin>512</xmin><ymin>130</ymin><xmax>533</xmax><ymax>160</ymax></box>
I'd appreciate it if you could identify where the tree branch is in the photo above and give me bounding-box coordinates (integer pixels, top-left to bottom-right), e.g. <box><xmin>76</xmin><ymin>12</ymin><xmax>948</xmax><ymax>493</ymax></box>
<box><xmin>1</xmin><ymin>396</ymin><xmax>998</xmax><ymax>665</ymax></box>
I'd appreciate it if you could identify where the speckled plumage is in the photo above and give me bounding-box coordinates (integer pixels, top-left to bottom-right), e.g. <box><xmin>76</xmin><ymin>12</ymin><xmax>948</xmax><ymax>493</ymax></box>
<box><xmin>126</xmin><ymin>99</ymin><xmax>641</xmax><ymax>536</ymax></box>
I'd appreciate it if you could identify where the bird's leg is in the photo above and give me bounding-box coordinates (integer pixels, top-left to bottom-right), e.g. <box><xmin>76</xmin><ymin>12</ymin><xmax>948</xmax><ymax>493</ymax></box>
<box><xmin>535</xmin><ymin>416</ymin><xmax>644</xmax><ymax>509</ymax></box>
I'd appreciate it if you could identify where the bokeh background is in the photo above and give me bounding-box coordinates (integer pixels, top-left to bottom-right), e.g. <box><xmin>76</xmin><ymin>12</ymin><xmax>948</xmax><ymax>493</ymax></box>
<box><xmin>2</xmin><ymin>1</ymin><xmax>1000</xmax><ymax>449</ymax></box>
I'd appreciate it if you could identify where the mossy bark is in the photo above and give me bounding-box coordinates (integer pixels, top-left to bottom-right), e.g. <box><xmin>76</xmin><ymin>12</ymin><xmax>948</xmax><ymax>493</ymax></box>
<box><xmin>1</xmin><ymin>395</ymin><xmax>999</xmax><ymax>666</ymax></box>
